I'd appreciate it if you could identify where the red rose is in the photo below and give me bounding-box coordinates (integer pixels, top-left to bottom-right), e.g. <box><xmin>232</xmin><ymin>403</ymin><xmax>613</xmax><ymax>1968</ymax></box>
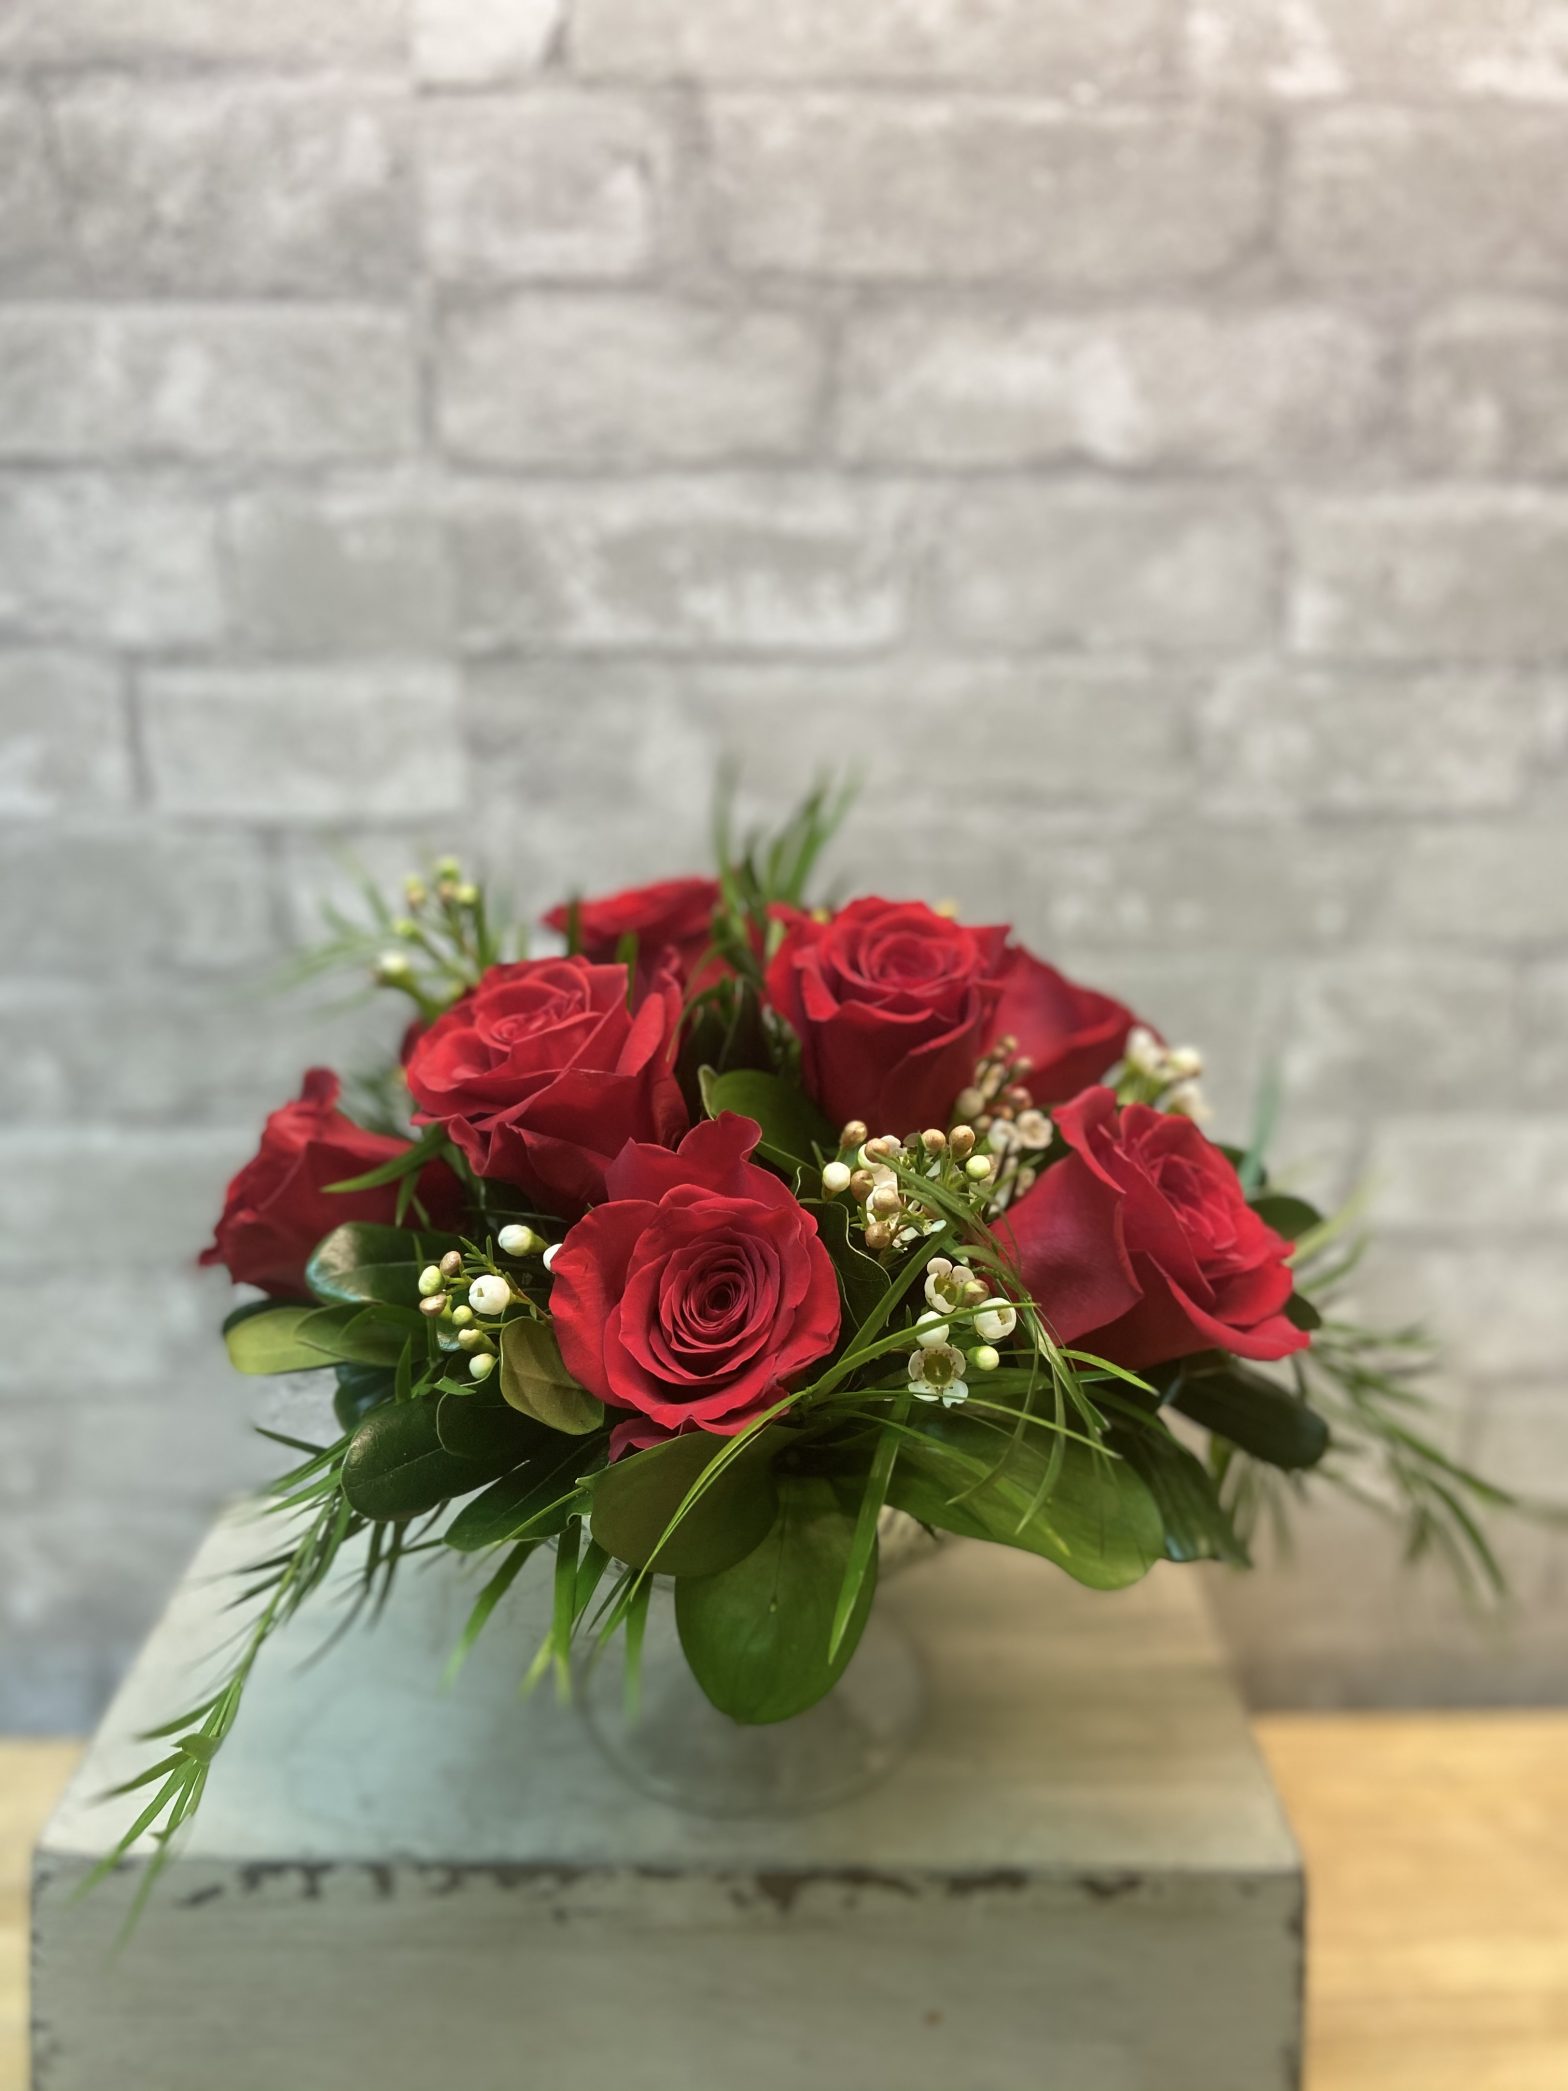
<box><xmin>1002</xmin><ymin>1087</ymin><xmax>1307</xmax><ymax>1369</ymax></box>
<box><xmin>765</xmin><ymin>897</ymin><xmax>1009</xmax><ymax>1133</ymax></box>
<box><xmin>200</xmin><ymin>1068</ymin><xmax>465</xmax><ymax>1298</ymax></box>
<box><xmin>543</xmin><ymin>877</ymin><xmax>719</xmax><ymax>982</ymax></box>
<box><xmin>551</xmin><ymin>1114</ymin><xmax>842</xmax><ymax>1439</ymax></box>
<box><xmin>992</xmin><ymin>946</ymin><xmax>1139</xmax><ymax>1106</ymax></box>
<box><xmin>403</xmin><ymin>955</ymin><xmax>688</xmax><ymax>1219</ymax></box>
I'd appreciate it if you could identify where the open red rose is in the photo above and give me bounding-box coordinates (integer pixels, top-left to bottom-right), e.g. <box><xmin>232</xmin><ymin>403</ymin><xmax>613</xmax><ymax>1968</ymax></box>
<box><xmin>542</xmin><ymin>877</ymin><xmax>720</xmax><ymax>982</ymax></box>
<box><xmin>200</xmin><ymin>1069</ymin><xmax>465</xmax><ymax>1298</ymax></box>
<box><xmin>1002</xmin><ymin>1087</ymin><xmax>1307</xmax><ymax>1369</ymax></box>
<box><xmin>765</xmin><ymin>897</ymin><xmax>1009</xmax><ymax>1133</ymax></box>
<box><xmin>551</xmin><ymin>1114</ymin><xmax>842</xmax><ymax>1439</ymax></box>
<box><xmin>403</xmin><ymin>955</ymin><xmax>688</xmax><ymax>1220</ymax></box>
<box><xmin>992</xmin><ymin>946</ymin><xmax>1139</xmax><ymax>1106</ymax></box>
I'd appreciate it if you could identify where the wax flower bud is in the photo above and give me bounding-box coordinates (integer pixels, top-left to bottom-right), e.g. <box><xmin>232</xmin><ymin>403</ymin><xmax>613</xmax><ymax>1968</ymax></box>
<box><xmin>497</xmin><ymin>1223</ymin><xmax>541</xmax><ymax>1257</ymax></box>
<box><xmin>965</xmin><ymin>1153</ymin><xmax>993</xmax><ymax>1182</ymax></box>
<box><xmin>417</xmin><ymin>1264</ymin><xmax>444</xmax><ymax>1297</ymax></box>
<box><xmin>821</xmin><ymin>1161</ymin><xmax>853</xmax><ymax>1195</ymax></box>
<box><xmin>451</xmin><ymin>1304</ymin><xmax>474</xmax><ymax>1328</ymax></box>
<box><xmin>375</xmin><ymin>950</ymin><xmax>412</xmax><ymax>985</ymax></box>
<box><xmin>439</xmin><ymin>1249</ymin><xmax>464</xmax><ymax>1278</ymax></box>
<box><xmin>542</xmin><ymin>1243</ymin><xmax>561</xmax><ymax>1272</ymax></box>
<box><xmin>468</xmin><ymin>1274</ymin><xmax>511</xmax><ymax>1318</ymax></box>
<box><xmin>468</xmin><ymin>1352</ymin><xmax>495</xmax><ymax>1382</ymax></box>
<box><xmin>839</xmin><ymin>1119</ymin><xmax>868</xmax><ymax>1152</ymax></box>
<box><xmin>418</xmin><ymin>1295</ymin><xmax>447</xmax><ymax>1319</ymax></box>
<box><xmin>970</xmin><ymin>1345</ymin><xmax>1001</xmax><ymax>1373</ymax></box>
<box><xmin>914</xmin><ymin>1310</ymin><xmax>951</xmax><ymax>1348</ymax></box>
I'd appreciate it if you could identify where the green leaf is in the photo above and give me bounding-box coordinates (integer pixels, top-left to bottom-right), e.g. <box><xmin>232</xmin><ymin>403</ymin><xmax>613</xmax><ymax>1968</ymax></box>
<box><xmin>300</xmin><ymin>1304</ymin><xmax>421</xmax><ymax>1369</ymax></box>
<box><xmin>676</xmin><ymin>1475</ymin><xmax>873</xmax><ymax>1725</ymax></box>
<box><xmin>1285</xmin><ymin>1291</ymin><xmax>1323</xmax><ymax>1332</ymax></box>
<box><xmin>341</xmin><ymin>1400</ymin><xmax>510</xmax><ymax>1521</ymax></box>
<box><xmin>499</xmin><ymin>1319</ymin><xmax>605</xmax><ymax>1437</ymax></box>
<box><xmin>1250</xmin><ymin>1193</ymin><xmax>1323</xmax><ymax>1243</ymax></box>
<box><xmin>443</xmin><ymin>1440</ymin><xmax>590</xmax><ymax>1552</ymax></box>
<box><xmin>333</xmin><ymin>1363</ymin><xmax>395</xmax><ymax>1432</ymax></box>
<box><xmin>436</xmin><ymin>1388</ymin><xmax>553</xmax><ymax>1465</ymax></box>
<box><xmin>305</xmin><ymin>1221</ymin><xmax>464</xmax><ymax>1309</ymax></box>
<box><xmin>1107</xmin><ymin>1422</ymin><xmax>1250</xmax><ymax>1566</ymax></box>
<box><xmin>223</xmin><ymin>1303</ymin><xmax>341</xmax><ymax>1375</ymax></box>
<box><xmin>801</xmin><ymin>1197</ymin><xmax>890</xmax><ymax>1330</ymax></box>
<box><xmin>587</xmin><ymin>1428</ymin><xmax>779</xmax><ymax>1577</ymax></box>
<box><xmin>886</xmin><ymin>1414</ymin><xmax>1163</xmax><ymax>1591</ymax></box>
<box><xmin>698</xmin><ymin>1066</ymin><xmax>836</xmax><ymax>1177</ymax></box>
<box><xmin>1170</xmin><ymin>1364</ymin><xmax>1330</xmax><ymax>1472</ymax></box>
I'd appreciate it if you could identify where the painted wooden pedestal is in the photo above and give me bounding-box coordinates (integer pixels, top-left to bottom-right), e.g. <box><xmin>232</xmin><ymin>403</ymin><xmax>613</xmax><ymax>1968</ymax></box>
<box><xmin>32</xmin><ymin>1514</ymin><xmax>1302</xmax><ymax>2091</ymax></box>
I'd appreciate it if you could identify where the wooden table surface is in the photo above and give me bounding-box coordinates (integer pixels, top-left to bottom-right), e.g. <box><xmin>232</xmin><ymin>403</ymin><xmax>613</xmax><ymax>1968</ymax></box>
<box><xmin>5</xmin><ymin>1716</ymin><xmax>1567</xmax><ymax>2091</ymax></box>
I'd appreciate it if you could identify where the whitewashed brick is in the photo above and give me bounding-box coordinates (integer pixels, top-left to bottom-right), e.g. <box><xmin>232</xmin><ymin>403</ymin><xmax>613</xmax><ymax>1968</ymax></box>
<box><xmin>0</xmin><ymin>0</ymin><xmax>403</xmax><ymax>65</ymax></box>
<box><xmin>0</xmin><ymin>91</ymin><xmax>69</xmax><ymax>293</ymax></box>
<box><xmin>1188</xmin><ymin>0</ymin><xmax>1568</xmax><ymax>100</ymax></box>
<box><xmin>0</xmin><ymin>652</ymin><xmax>130</xmax><ymax>814</ymax></box>
<box><xmin>0</xmin><ymin>311</ymin><xmax>417</xmax><ymax>465</ymax></box>
<box><xmin>450</xmin><ymin>479</ymin><xmax>911</xmax><ymax>651</ymax></box>
<box><xmin>1</xmin><ymin>828</ymin><xmax>276</xmax><ymax>975</ymax></box>
<box><xmin>141</xmin><ymin>666</ymin><xmax>466</xmax><ymax>821</ymax></box>
<box><xmin>1372</xmin><ymin>1243</ymin><xmax>1568</xmax><ymax>1381</ymax></box>
<box><xmin>1383</xmin><ymin>824</ymin><xmax>1568</xmax><ymax>945</ymax></box>
<box><xmin>51</xmin><ymin>83</ymin><xmax>413</xmax><ymax>297</ymax></box>
<box><xmin>0</xmin><ymin>983</ymin><xmax>388</xmax><ymax>1128</ymax></box>
<box><xmin>0</xmin><ymin>476</ymin><xmax>222</xmax><ymax>647</ymax></box>
<box><xmin>840</xmin><ymin>305</ymin><xmax>1387</xmax><ymax>470</ymax></box>
<box><xmin>1522</xmin><ymin>961</ymin><xmax>1568</xmax><ymax>1102</ymax></box>
<box><xmin>438</xmin><ymin>295</ymin><xmax>821</xmax><ymax>465</ymax></box>
<box><xmin>1409</xmin><ymin>304</ymin><xmax>1568</xmax><ymax>476</ymax></box>
<box><xmin>0</xmin><ymin>1131</ymin><xmax>248</xmax><ymax>1266</ymax></box>
<box><xmin>933</xmin><ymin>484</ymin><xmax>1272</xmax><ymax>650</ymax></box>
<box><xmin>413</xmin><ymin>0</ymin><xmax>561</xmax><ymax>80</ymax></box>
<box><xmin>1279</xmin><ymin>954</ymin><xmax>1518</xmax><ymax>1111</ymax></box>
<box><xmin>1286</xmin><ymin>110</ymin><xmax>1568</xmax><ymax>291</ymax></box>
<box><xmin>710</xmin><ymin>98</ymin><xmax>1268</xmax><ymax>286</ymax></box>
<box><xmin>1288</xmin><ymin>494</ymin><xmax>1568</xmax><ymax>660</ymax></box>
<box><xmin>1466</xmin><ymin>1387</ymin><xmax>1568</xmax><ymax>1505</ymax></box>
<box><xmin>224</xmin><ymin>490</ymin><xmax>453</xmax><ymax>654</ymax></box>
<box><xmin>1004</xmin><ymin>821</ymin><xmax>1392</xmax><ymax>953</ymax></box>
<box><xmin>574</xmin><ymin>0</ymin><xmax>1168</xmax><ymax>90</ymax></box>
<box><xmin>1197</xmin><ymin>664</ymin><xmax>1547</xmax><ymax>813</ymax></box>
<box><xmin>420</xmin><ymin>94</ymin><xmax>672</xmax><ymax>282</ymax></box>
<box><xmin>1375</xmin><ymin>1118</ymin><xmax>1568</xmax><ymax>1233</ymax></box>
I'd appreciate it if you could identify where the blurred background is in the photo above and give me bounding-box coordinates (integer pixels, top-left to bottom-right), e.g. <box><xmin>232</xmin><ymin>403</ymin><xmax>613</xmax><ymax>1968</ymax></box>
<box><xmin>2</xmin><ymin>0</ymin><xmax>1564</xmax><ymax>1731</ymax></box>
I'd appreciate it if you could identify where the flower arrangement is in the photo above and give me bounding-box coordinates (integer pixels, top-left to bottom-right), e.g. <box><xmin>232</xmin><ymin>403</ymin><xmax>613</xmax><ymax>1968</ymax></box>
<box><xmin>101</xmin><ymin>787</ymin><xmax>1519</xmax><ymax>1907</ymax></box>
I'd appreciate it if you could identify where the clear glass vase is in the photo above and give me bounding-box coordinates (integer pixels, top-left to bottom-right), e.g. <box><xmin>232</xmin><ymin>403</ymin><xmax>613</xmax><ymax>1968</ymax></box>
<box><xmin>575</xmin><ymin>1515</ymin><xmax>935</xmax><ymax>1817</ymax></box>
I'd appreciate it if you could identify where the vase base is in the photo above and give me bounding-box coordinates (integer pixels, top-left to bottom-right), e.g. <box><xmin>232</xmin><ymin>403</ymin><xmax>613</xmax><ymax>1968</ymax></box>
<box><xmin>576</xmin><ymin>1595</ymin><xmax>926</xmax><ymax>1818</ymax></box>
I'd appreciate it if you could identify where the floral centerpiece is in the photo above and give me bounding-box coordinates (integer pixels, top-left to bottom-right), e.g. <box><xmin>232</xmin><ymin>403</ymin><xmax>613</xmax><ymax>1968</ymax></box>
<box><xmin>100</xmin><ymin>788</ymin><xmax>1517</xmax><ymax>1906</ymax></box>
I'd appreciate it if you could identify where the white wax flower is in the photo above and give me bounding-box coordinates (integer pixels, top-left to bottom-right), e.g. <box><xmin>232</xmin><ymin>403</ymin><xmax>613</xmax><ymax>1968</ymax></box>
<box><xmin>974</xmin><ymin>1298</ymin><xmax>1018</xmax><ymax>1344</ymax></box>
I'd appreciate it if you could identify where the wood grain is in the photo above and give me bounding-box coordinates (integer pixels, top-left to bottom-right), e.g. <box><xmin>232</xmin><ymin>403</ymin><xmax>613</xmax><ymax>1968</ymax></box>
<box><xmin>7</xmin><ymin>1719</ymin><xmax>1568</xmax><ymax>2091</ymax></box>
<box><xmin>2</xmin><ymin>1744</ymin><xmax>79</xmax><ymax>2091</ymax></box>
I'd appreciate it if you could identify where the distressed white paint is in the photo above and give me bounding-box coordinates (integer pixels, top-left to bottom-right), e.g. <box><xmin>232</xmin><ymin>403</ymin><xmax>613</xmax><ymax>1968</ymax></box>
<box><xmin>33</xmin><ymin>1514</ymin><xmax>1302</xmax><ymax>2090</ymax></box>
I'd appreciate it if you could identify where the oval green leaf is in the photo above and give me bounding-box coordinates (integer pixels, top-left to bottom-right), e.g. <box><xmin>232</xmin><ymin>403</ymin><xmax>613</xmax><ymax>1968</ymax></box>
<box><xmin>342</xmin><ymin>1400</ymin><xmax>511</xmax><ymax>1522</ymax></box>
<box><xmin>499</xmin><ymin>1319</ymin><xmax>605</xmax><ymax>1437</ymax></box>
<box><xmin>697</xmin><ymin>1067</ymin><xmax>835</xmax><ymax>1178</ymax></box>
<box><xmin>675</xmin><ymin>1475</ymin><xmax>873</xmax><ymax>1725</ymax></box>
<box><xmin>886</xmin><ymin>1414</ymin><xmax>1164</xmax><ymax>1591</ymax></box>
<box><xmin>588</xmin><ymin>1427</ymin><xmax>779</xmax><ymax>1577</ymax></box>
<box><xmin>443</xmin><ymin>1439</ymin><xmax>592</xmax><ymax>1552</ymax></box>
<box><xmin>436</xmin><ymin>1389</ymin><xmax>553</xmax><ymax>1465</ymax></box>
<box><xmin>306</xmin><ymin>1221</ymin><xmax>465</xmax><ymax>1309</ymax></box>
<box><xmin>1169</xmin><ymin>1365</ymin><xmax>1329</xmax><ymax>1471</ymax></box>
<box><xmin>223</xmin><ymin>1303</ymin><xmax>340</xmax><ymax>1375</ymax></box>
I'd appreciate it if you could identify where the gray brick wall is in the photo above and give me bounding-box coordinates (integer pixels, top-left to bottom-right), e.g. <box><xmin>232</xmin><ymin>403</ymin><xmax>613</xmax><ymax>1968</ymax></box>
<box><xmin>2</xmin><ymin>0</ymin><xmax>1565</xmax><ymax>1729</ymax></box>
